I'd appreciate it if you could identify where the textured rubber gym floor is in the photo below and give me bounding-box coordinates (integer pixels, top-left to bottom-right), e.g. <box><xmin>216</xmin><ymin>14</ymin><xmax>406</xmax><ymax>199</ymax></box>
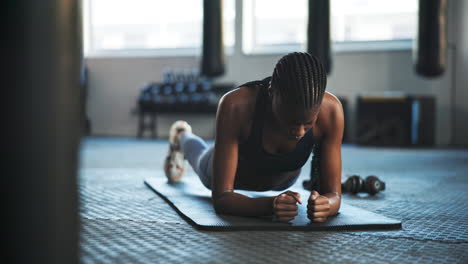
<box><xmin>79</xmin><ymin>137</ymin><xmax>468</xmax><ymax>264</ymax></box>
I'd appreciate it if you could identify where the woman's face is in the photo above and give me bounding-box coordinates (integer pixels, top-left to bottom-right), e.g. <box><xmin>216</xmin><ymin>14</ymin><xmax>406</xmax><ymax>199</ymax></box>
<box><xmin>270</xmin><ymin>89</ymin><xmax>319</xmax><ymax>141</ymax></box>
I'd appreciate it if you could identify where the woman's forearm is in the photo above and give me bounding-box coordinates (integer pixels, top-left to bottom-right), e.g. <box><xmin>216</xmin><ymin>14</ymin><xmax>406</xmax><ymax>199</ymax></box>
<box><xmin>213</xmin><ymin>192</ymin><xmax>275</xmax><ymax>217</ymax></box>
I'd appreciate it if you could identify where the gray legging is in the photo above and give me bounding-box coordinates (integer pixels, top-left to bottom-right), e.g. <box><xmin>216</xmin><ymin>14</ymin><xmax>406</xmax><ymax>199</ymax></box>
<box><xmin>180</xmin><ymin>132</ymin><xmax>300</xmax><ymax>191</ymax></box>
<box><xmin>180</xmin><ymin>132</ymin><xmax>215</xmax><ymax>189</ymax></box>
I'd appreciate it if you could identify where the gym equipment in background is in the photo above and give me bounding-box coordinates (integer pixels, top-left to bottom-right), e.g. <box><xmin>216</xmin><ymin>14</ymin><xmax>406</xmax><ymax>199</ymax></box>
<box><xmin>307</xmin><ymin>0</ymin><xmax>332</xmax><ymax>74</ymax></box>
<box><xmin>5</xmin><ymin>1</ymin><xmax>81</xmax><ymax>263</ymax></box>
<box><xmin>201</xmin><ymin>0</ymin><xmax>225</xmax><ymax>78</ymax></box>
<box><xmin>342</xmin><ymin>175</ymin><xmax>386</xmax><ymax>195</ymax></box>
<box><xmin>355</xmin><ymin>94</ymin><xmax>435</xmax><ymax>146</ymax></box>
<box><xmin>414</xmin><ymin>0</ymin><xmax>448</xmax><ymax>77</ymax></box>
<box><xmin>137</xmin><ymin>68</ymin><xmax>235</xmax><ymax>138</ymax></box>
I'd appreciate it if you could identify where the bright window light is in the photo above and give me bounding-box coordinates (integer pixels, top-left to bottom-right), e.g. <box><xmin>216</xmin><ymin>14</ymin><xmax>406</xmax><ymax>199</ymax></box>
<box><xmin>243</xmin><ymin>0</ymin><xmax>418</xmax><ymax>53</ymax></box>
<box><xmin>332</xmin><ymin>0</ymin><xmax>418</xmax><ymax>42</ymax></box>
<box><xmin>84</xmin><ymin>0</ymin><xmax>235</xmax><ymax>56</ymax></box>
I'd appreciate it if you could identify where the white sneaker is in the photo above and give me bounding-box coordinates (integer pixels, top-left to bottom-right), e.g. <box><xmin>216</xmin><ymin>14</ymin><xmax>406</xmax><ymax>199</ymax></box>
<box><xmin>164</xmin><ymin>120</ymin><xmax>192</xmax><ymax>182</ymax></box>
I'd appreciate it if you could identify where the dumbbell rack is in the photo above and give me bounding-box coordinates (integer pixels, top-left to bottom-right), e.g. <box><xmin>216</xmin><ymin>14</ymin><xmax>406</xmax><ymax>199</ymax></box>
<box><xmin>136</xmin><ymin>80</ymin><xmax>235</xmax><ymax>138</ymax></box>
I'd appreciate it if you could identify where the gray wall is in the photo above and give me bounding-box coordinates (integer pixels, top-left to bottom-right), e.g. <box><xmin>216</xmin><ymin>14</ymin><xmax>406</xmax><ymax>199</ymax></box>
<box><xmin>86</xmin><ymin>1</ymin><xmax>467</xmax><ymax>146</ymax></box>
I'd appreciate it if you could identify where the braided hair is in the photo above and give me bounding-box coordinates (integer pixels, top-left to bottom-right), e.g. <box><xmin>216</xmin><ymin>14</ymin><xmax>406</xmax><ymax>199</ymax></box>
<box><xmin>271</xmin><ymin>52</ymin><xmax>327</xmax><ymax>110</ymax></box>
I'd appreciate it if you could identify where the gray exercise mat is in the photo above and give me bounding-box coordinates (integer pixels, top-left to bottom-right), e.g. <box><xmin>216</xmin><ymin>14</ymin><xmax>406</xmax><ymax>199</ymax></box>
<box><xmin>144</xmin><ymin>176</ymin><xmax>402</xmax><ymax>231</ymax></box>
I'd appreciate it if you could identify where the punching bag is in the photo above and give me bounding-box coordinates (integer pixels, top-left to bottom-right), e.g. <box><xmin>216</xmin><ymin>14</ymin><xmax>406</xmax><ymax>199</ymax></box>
<box><xmin>4</xmin><ymin>0</ymin><xmax>81</xmax><ymax>263</ymax></box>
<box><xmin>201</xmin><ymin>0</ymin><xmax>225</xmax><ymax>78</ymax></box>
<box><xmin>414</xmin><ymin>0</ymin><xmax>448</xmax><ymax>77</ymax></box>
<box><xmin>307</xmin><ymin>0</ymin><xmax>332</xmax><ymax>74</ymax></box>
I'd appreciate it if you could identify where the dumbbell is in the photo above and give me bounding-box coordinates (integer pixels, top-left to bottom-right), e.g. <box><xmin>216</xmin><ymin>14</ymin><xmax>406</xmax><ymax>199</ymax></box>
<box><xmin>199</xmin><ymin>79</ymin><xmax>212</xmax><ymax>92</ymax></box>
<box><xmin>174</xmin><ymin>81</ymin><xmax>185</xmax><ymax>93</ymax></box>
<box><xmin>186</xmin><ymin>82</ymin><xmax>198</xmax><ymax>93</ymax></box>
<box><xmin>162</xmin><ymin>68</ymin><xmax>175</xmax><ymax>84</ymax></box>
<box><xmin>342</xmin><ymin>175</ymin><xmax>386</xmax><ymax>195</ymax></box>
<box><xmin>138</xmin><ymin>83</ymin><xmax>157</xmax><ymax>111</ymax></box>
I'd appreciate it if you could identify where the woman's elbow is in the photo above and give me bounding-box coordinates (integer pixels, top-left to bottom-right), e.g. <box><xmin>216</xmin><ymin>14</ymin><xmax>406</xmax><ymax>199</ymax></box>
<box><xmin>212</xmin><ymin>192</ymin><xmax>230</xmax><ymax>214</ymax></box>
<box><xmin>212</xmin><ymin>198</ymin><xmax>224</xmax><ymax>214</ymax></box>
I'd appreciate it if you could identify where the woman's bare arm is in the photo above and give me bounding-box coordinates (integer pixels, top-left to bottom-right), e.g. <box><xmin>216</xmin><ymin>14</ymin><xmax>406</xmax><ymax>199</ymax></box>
<box><xmin>211</xmin><ymin>91</ymin><xmax>275</xmax><ymax>216</ymax></box>
<box><xmin>307</xmin><ymin>94</ymin><xmax>344</xmax><ymax>221</ymax></box>
<box><xmin>318</xmin><ymin>135</ymin><xmax>343</xmax><ymax>214</ymax></box>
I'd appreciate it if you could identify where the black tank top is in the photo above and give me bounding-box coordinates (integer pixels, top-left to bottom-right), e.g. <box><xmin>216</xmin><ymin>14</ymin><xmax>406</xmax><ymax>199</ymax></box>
<box><xmin>237</xmin><ymin>77</ymin><xmax>316</xmax><ymax>176</ymax></box>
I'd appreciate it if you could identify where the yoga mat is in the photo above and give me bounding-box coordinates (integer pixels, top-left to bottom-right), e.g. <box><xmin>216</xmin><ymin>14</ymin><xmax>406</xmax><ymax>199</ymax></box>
<box><xmin>145</xmin><ymin>176</ymin><xmax>402</xmax><ymax>231</ymax></box>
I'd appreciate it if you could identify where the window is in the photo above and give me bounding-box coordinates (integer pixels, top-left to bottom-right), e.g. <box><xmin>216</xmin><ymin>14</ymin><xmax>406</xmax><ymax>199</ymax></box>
<box><xmin>243</xmin><ymin>0</ymin><xmax>418</xmax><ymax>54</ymax></box>
<box><xmin>332</xmin><ymin>0</ymin><xmax>418</xmax><ymax>42</ymax></box>
<box><xmin>84</xmin><ymin>0</ymin><xmax>235</xmax><ymax>57</ymax></box>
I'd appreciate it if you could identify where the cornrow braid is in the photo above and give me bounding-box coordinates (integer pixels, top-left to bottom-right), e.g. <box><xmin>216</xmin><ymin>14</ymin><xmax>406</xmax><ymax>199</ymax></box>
<box><xmin>271</xmin><ymin>52</ymin><xmax>327</xmax><ymax>110</ymax></box>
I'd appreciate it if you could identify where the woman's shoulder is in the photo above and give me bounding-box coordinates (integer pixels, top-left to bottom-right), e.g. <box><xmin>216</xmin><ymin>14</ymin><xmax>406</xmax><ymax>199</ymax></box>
<box><xmin>228</xmin><ymin>76</ymin><xmax>270</xmax><ymax>105</ymax></box>
<box><xmin>316</xmin><ymin>92</ymin><xmax>345</xmax><ymax>138</ymax></box>
<box><xmin>322</xmin><ymin>92</ymin><xmax>343</xmax><ymax>111</ymax></box>
<box><xmin>217</xmin><ymin>85</ymin><xmax>261</xmax><ymax>140</ymax></box>
<box><xmin>218</xmin><ymin>85</ymin><xmax>259</xmax><ymax>115</ymax></box>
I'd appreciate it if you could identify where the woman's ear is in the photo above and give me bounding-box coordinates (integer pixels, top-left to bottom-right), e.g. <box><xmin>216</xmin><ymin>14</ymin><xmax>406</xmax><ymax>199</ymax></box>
<box><xmin>267</xmin><ymin>86</ymin><xmax>273</xmax><ymax>98</ymax></box>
